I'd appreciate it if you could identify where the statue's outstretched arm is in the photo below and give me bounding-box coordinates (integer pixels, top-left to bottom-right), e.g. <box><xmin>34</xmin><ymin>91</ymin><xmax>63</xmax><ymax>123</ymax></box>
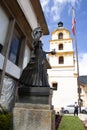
<box><xmin>45</xmin><ymin>49</ymin><xmax>56</xmax><ymax>55</ymax></box>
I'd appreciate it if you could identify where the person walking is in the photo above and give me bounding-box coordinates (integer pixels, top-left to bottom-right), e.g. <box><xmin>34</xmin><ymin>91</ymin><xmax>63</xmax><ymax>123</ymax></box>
<box><xmin>74</xmin><ymin>102</ymin><xmax>78</xmax><ymax>116</ymax></box>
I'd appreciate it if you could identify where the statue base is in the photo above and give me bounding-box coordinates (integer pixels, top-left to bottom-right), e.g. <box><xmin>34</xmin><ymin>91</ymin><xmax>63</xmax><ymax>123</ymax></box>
<box><xmin>13</xmin><ymin>103</ymin><xmax>55</xmax><ymax>130</ymax></box>
<box><xmin>18</xmin><ymin>87</ymin><xmax>52</xmax><ymax>105</ymax></box>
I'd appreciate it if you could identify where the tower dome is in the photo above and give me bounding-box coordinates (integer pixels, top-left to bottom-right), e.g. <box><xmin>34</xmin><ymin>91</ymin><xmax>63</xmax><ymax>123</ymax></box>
<box><xmin>58</xmin><ymin>22</ymin><xmax>63</xmax><ymax>27</ymax></box>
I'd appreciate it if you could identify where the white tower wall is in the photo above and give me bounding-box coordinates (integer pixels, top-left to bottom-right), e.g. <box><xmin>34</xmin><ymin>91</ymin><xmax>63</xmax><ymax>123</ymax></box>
<box><xmin>48</xmin><ymin>23</ymin><xmax>78</xmax><ymax>111</ymax></box>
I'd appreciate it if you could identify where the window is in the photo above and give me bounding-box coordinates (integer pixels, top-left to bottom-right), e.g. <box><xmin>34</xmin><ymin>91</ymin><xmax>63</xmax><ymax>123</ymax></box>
<box><xmin>52</xmin><ymin>82</ymin><xmax>58</xmax><ymax>90</ymax></box>
<box><xmin>59</xmin><ymin>56</ymin><xmax>64</xmax><ymax>64</ymax></box>
<box><xmin>59</xmin><ymin>44</ymin><xmax>63</xmax><ymax>50</ymax></box>
<box><xmin>8</xmin><ymin>28</ymin><xmax>22</xmax><ymax>65</ymax></box>
<box><xmin>0</xmin><ymin>6</ymin><xmax>9</xmax><ymax>49</ymax></box>
<box><xmin>59</xmin><ymin>33</ymin><xmax>63</xmax><ymax>39</ymax></box>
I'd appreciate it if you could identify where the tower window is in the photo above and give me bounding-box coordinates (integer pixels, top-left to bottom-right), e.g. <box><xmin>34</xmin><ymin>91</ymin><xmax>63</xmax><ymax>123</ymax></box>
<box><xmin>59</xmin><ymin>56</ymin><xmax>64</xmax><ymax>64</ymax></box>
<box><xmin>52</xmin><ymin>82</ymin><xmax>58</xmax><ymax>90</ymax></box>
<box><xmin>59</xmin><ymin>33</ymin><xmax>63</xmax><ymax>39</ymax></box>
<box><xmin>59</xmin><ymin>44</ymin><xmax>63</xmax><ymax>50</ymax></box>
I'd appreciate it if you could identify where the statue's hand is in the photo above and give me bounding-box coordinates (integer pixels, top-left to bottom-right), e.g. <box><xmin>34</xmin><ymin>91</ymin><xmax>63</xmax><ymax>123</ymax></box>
<box><xmin>51</xmin><ymin>49</ymin><xmax>56</xmax><ymax>55</ymax></box>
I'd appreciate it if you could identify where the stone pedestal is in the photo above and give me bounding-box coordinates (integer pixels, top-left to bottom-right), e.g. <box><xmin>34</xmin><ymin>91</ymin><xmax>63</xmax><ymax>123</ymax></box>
<box><xmin>13</xmin><ymin>103</ymin><xmax>55</xmax><ymax>130</ymax></box>
<box><xmin>18</xmin><ymin>87</ymin><xmax>52</xmax><ymax>105</ymax></box>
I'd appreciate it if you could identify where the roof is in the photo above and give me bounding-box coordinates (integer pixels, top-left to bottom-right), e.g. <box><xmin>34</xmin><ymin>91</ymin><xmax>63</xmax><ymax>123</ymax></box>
<box><xmin>30</xmin><ymin>0</ymin><xmax>49</xmax><ymax>35</ymax></box>
<box><xmin>79</xmin><ymin>76</ymin><xmax>87</xmax><ymax>86</ymax></box>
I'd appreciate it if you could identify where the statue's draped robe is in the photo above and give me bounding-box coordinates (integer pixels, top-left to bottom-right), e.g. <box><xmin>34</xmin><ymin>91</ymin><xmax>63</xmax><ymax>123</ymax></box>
<box><xmin>19</xmin><ymin>41</ymin><xmax>49</xmax><ymax>87</ymax></box>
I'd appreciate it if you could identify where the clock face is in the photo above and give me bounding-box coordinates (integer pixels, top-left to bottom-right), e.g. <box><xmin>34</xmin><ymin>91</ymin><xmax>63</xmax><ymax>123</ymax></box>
<box><xmin>32</xmin><ymin>27</ymin><xmax>42</xmax><ymax>40</ymax></box>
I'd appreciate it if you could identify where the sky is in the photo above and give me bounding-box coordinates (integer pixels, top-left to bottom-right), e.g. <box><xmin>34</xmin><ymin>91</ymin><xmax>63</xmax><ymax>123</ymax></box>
<box><xmin>40</xmin><ymin>0</ymin><xmax>87</xmax><ymax>76</ymax></box>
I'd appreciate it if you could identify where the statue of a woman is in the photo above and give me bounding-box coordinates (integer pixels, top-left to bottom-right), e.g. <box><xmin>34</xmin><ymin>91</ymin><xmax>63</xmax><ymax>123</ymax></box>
<box><xmin>19</xmin><ymin>27</ymin><xmax>55</xmax><ymax>87</ymax></box>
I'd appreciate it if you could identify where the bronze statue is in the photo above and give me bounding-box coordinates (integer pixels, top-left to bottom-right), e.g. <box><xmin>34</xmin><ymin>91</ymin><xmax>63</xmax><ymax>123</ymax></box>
<box><xmin>19</xmin><ymin>27</ymin><xmax>55</xmax><ymax>87</ymax></box>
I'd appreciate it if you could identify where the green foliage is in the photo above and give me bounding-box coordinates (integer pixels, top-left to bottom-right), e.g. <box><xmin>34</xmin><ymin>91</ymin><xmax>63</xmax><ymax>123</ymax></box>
<box><xmin>0</xmin><ymin>105</ymin><xmax>11</xmax><ymax>130</ymax></box>
<box><xmin>58</xmin><ymin>115</ymin><xmax>85</xmax><ymax>130</ymax></box>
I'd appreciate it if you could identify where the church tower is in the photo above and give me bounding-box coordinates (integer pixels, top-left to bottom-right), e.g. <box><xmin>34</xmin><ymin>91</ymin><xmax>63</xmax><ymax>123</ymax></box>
<box><xmin>48</xmin><ymin>22</ymin><xmax>78</xmax><ymax>111</ymax></box>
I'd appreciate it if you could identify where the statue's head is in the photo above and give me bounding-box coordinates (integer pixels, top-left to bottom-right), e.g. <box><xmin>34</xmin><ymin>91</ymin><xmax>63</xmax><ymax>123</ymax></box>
<box><xmin>32</xmin><ymin>27</ymin><xmax>42</xmax><ymax>41</ymax></box>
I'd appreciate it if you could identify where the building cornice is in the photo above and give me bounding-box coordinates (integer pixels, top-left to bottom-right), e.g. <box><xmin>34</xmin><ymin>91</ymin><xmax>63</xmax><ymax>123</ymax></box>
<box><xmin>51</xmin><ymin>65</ymin><xmax>75</xmax><ymax>68</ymax></box>
<box><xmin>52</xmin><ymin>28</ymin><xmax>70</xmax><ymax>34</ymax></box>
<box><xmin>50</xmin><ymin>38</ymin><xmax>72</xmax><ymax>42</ymax></box>
<box><xmin>49</xmin><ymin>51</ymin><xmax>74</xmax><ymax>56</ymax></box>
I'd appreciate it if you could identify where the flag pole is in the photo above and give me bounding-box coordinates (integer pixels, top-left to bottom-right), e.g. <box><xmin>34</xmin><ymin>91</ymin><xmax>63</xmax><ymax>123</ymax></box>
<box><xmin>74</xmin><ymin>33</ymin><xmax>81</xmax><ymax>112</ymax></box>
<box><xmin>72</xmin><ymin>7</ymin><xmax>81</xmax><ymax>112</ymax></box>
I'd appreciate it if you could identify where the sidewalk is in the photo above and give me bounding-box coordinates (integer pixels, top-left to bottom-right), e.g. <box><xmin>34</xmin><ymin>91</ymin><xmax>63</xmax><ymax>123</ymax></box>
<box><xmin>78</xmin><ymin>114</ymin><xmax>87</xmax><ymax>129</ymax></box>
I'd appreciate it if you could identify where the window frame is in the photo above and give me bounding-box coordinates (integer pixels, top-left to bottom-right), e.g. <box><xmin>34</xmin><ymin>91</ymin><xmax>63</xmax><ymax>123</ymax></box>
<box><xmin>52</xmin><ymin>82</ymin><xmax>58</xmax><ymax>90</ymax></box>
<box><xmin>59</xmin><ymin>33</ymin><xmax>63</xmax><ymax>39</ymax></box>
<box><xmin>59</xmin><ymin>56</ymin><xmax>64</xmax><ymax>64</ymax></box>
<box><xmin>8</xmin><ymin>25</ymin><xmax>23</xmax><ymax>66</ymax></box>
<box><xmin>59</xmin><ymin>43</ymin><xmax>63</xmax><ymax>50</ymax></box>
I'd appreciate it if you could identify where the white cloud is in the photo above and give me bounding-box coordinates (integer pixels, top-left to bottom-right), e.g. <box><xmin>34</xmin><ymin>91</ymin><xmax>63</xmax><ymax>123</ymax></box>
<box><xmin>51</xmin><ymin>4</ymin><xmax>63</xmax><ymax>21</ymax></box>
<box><xmin>54</xmin><ymin>0</ymin><xmax>79</xmax><ymax>5</ymax></box>
<box><xmin>40</xmin><ymin>0</ymin><xmax>50</xmax><ymax>13</ymax></box>
<box><xmin>79</xmin><ymin>53</ymin><xmax>87</xmax><ymax>76</ymax></box>
<box><xmin>40</xmin><ymin>0</ymin><xmax>81</xmax><ymax>22</ymax></box>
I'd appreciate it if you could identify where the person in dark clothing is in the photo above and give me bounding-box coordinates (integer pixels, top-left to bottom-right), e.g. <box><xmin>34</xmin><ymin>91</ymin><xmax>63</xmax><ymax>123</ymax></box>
<box><xmin>74</xmin><ymin>102</ymin><xmax>78</xmax><ymax>116</ymax></box>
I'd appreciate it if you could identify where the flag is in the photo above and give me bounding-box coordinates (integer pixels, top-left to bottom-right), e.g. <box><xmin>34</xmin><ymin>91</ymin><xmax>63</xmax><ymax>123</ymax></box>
<box><xmin>72</xmin><ymin>7</ymin><xmax>76</xmax><ymax>35</ymax></box>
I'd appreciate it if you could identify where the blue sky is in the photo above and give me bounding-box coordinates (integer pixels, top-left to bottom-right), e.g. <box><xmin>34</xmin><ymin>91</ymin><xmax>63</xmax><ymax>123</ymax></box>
<box><xmin>40</xmin><ymin>0</ymin><xmax>87</xmax><ymax>75</ymax></box>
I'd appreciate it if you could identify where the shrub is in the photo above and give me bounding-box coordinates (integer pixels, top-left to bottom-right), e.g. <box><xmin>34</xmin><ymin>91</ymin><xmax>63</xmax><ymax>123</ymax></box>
<box><xmin>0</xmin><ymin>105</ymin><xmax>11</xmax><ymax>130</ymax></box>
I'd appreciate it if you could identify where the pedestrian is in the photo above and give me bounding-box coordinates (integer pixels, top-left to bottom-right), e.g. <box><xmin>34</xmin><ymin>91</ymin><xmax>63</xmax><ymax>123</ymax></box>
<box><xmin>74</xmin><ymin>102</ymin><xmax>78</xmax><ymax>116</ymax></box>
